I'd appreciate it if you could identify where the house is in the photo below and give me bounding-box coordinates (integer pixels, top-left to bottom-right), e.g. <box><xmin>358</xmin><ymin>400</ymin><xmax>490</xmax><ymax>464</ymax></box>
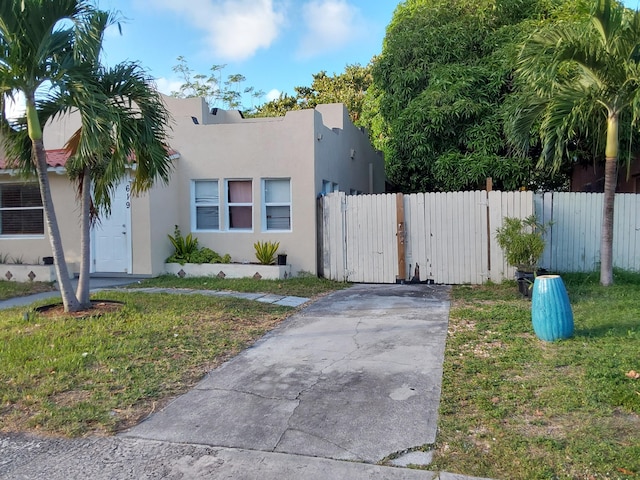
<box><xmin>571</xmin><ymin>158</ymin><xmax>640</xmax><ymax>193</ymax></box>
<box><xmin>0</xmin><ymin>95</ymin><xmax>385</xmax><ymax>278</ymax></box>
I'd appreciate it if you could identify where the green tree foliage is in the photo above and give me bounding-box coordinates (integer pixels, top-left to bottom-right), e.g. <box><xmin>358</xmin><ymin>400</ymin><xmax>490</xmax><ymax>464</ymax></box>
<box><xmin>371</xmin><ymin>0</ymin><xmax>584</xmax><ymax>192</ymax></box>
<box><xmin>252</xmin><ymin>63</ymin><xmax>373</xmax><ymax>125</ymax></box>
<box><xmin>509</xmin><ymin>0</ymin><xmax>640</xmax><ymax>286</ymax></box>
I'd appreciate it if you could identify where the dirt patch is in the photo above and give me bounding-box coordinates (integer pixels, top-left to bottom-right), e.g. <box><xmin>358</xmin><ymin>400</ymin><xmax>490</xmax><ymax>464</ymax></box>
<box><xmin>51</xmin><ymin>390</ymin><xmax>92</xmax><ymax>407</ymax></box>
<box><xmin>35</xmin><ymin>300</ymin><xmax>125</xmax><ymax>319</ymax></box>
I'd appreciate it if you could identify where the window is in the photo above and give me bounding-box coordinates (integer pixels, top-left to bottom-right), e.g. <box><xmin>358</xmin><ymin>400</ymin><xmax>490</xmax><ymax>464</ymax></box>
<box><xmin>0</xmin><ymin>183</ymin><xmax>44</xmax><ymax>235</ymax></box>
<box><xmin>263</xmin><ymin>178</ymin><xmax>291</xmax><ymax>231</ymax></box>
<box><xmin>321</xmin><ymin>180</ymin><xmax>339</xmax><ymax>195</ymax></box>
<box><xmin>227</xmin><ymin>180</ymin><xmax>252</xmax><ymax>230</ymax></box>
<box><xmin>193</xmin><ymin>180</ymin><xmax>219</xmax><ymax>230</ymax></box>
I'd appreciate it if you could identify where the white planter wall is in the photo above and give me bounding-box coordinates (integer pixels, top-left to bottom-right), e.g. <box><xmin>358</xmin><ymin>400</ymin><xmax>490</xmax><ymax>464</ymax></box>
<box><xmin>165</xmin><ymin>263</ymin><xmax>292</xmax><ymax>280</ymax></box>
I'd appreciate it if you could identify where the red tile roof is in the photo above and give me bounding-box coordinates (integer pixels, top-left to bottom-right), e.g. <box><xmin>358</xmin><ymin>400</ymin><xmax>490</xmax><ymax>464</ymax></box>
<box><xmin>0</xmin><ymin>148</ymin><xmax>179</xmax><ymax>170</ymax></box>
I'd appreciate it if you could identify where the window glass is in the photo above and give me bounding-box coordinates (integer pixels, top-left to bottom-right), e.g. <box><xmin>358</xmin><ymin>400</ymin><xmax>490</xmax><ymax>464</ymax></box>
<box><xmin>193</xmin><ymin>180</ymin><xmax>219</xmax><ymax>230</ymax></box>
<box><xmin>265</xmin><ymin>179</ymin><xmax>290</xmax><ymax>203</ymax></box>
<box><xmin>227</xmin><ymin>180</ymin><xmax>252</xmax><ymax>229</ymax></box>
<box><xmin>0</xmin><ymin>184</ymin><xmax>44</xmax><ymax>235</ymax></box>
<box><xmin>264</xmin><ymin>179</ymin><xmax>291</xmax><ymax>231</ymax></box>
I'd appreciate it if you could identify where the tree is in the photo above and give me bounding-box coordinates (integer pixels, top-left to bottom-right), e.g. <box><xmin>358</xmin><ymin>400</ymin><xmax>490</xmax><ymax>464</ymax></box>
<box><xmin>170</xmin><ymin>56</ymin><xmax>264</xmax><ymax>112</ymax></box>
<box><xmin>0</xmin><ymin>0</ymin><xmax>172</xmax><ymax>310</ymax></box>
<box><xmin>371</xmin><ymin>0</ymin><xmax>582</xmax><ymax>192</ymax></box>
<box><xmin>252</xmin><ymin>63</ymin><xmax>373</xmax><ymax>125</ymax></box>
<box><xmin>509</xmin><ymin>0</ymin><xmax>640</xmax><ymax>286</ymax></box>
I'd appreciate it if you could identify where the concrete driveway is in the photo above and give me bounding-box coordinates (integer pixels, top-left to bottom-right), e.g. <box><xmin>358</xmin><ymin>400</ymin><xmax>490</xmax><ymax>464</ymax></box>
<box><xmin>125</xmin><ymin>283</ymin><xmax>450</xmax><ymax>463</ymax></box>
<box><xmin>0</xmin><ymin>283</ymin><xmax>493</xmax><ymax>479</ymax></box>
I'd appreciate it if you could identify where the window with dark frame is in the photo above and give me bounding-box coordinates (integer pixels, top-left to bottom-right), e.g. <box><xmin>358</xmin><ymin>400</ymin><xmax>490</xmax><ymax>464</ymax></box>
<box><xmin>0</xmin><ymin>184</ymin><xmax>44</xmax><ymax>235</ymax></box>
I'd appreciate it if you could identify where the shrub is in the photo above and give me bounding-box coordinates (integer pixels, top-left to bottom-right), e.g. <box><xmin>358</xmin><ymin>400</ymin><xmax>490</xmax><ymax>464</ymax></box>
<box><xmin>166</xmin><ymin>226</ymin><xmax>231</xmax><ymax>265</ymax></box>
<box><xmin>254</xmin><ymin>241</ymin><xmax>280</xmax><ymax>265</ymax></box>
<box><xmin>495</xmin><ymin>215</ymin><xmax>548</xmax><ymax>272</ymax></box>
<box><xmin>167</xmin><ymin>226</ymin><xmax>198</xmax><ymax>264</ymax></box>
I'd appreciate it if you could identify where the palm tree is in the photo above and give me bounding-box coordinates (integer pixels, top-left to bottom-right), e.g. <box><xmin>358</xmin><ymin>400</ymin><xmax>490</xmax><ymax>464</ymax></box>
<box><xmin>63</xmin><ymin>60</ymin><xmax>172</xmax><ymax>307</ymax></box>
<box><xmin>0</xmin><ymin>1</ymin><xmax>172</xmax><ymax>310</ymax></box>
<box><xmin>509</xmin><ymin>0</ymin><xmax>640</xmax><ymax>286</ymax></box>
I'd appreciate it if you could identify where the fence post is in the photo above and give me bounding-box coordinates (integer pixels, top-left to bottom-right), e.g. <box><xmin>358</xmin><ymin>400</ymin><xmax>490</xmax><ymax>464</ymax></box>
<box><xmin>396</xmin><ymin>193</ymin><xmax>406</xmax><ymax>282</ymax></box>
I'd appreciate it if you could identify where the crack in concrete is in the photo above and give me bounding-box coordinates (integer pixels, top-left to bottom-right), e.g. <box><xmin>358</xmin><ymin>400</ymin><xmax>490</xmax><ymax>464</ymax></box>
<box><xmin>273</xmin><ymin>319</ymin><xmax>364</xmax><ymax>452</ymax></box>
<box><xmin>274</xmin><ymin>428</ymin><xmax>361</xmax><ymax>459</ymax></box>
<box><xmin>198</xmin><ymin>386</ymin><xmax>286</xmax><ymax>402</ymax></box>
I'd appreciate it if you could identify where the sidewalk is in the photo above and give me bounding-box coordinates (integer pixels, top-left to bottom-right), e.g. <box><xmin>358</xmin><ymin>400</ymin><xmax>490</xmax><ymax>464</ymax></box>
<box><xmin>0</xmin><ymin>280</ymin><xmax>310</xmax><ymax>310</ymax></box>
<box><xmin>0</xmin><ymin>283</ymin><xmax>494</xmax><ymax>480</ymax></box>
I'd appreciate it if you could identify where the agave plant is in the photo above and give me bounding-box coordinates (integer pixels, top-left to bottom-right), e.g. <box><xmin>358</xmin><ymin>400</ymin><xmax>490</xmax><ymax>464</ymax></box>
<box><xmin>254</xmin><ymin>241</ymin><xmax>280</xmax><ymax>265</ymax></box>
<box><xmin>167</xmin><ymin>225</ymin><xmax>199</xmax><ymax>264</ymax></box>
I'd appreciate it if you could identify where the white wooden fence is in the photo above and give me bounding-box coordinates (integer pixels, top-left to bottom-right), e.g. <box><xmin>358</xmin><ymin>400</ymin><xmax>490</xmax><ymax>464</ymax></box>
<box><xmin>318</xmin><ymin>190</ymin><xmax>640</xmax><ymax>284</ymax></box>
<box><xmin>319</xmin><ymin>190</ymin><xmax>533</xmax><ymax>284</ymax></box>
<box><xmin>536</xmin><ymin>192</ymin><xmax>640</xmax><ymax>273</ymax></box>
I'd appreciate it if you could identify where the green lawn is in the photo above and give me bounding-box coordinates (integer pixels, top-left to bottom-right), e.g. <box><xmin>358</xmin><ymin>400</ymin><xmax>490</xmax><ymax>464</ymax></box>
<box><xmin>0</xmin><ymin>276</ymin><xmax>346</xmax><ymax>437</ymax></box>
<box><xmin>130</xmin><ymin>274</ymin><xmax>348</xmax><ymax>298</ymax></box>
<box><xmin>2</xmin><ymin>270</ymin><xmax>638</xmax><ymax>480</ymax></box>
<box><xmin>431</xmin><ymin>271</ymin><xmax>640</xmax><ymax>479</ymax></box>
<box><xmin>0</xmin><ymin>280</ymin><xmax>55</xmax><ymax>301</ymax></box>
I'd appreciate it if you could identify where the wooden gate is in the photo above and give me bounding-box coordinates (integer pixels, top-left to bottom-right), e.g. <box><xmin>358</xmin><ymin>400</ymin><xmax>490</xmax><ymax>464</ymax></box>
<box><xmin>318</xmin><ymin>190</ymin><xmax>534</xmax><ymax>284</ymax></box>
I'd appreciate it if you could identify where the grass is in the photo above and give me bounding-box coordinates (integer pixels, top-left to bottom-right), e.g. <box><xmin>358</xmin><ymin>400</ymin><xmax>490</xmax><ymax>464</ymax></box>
<box><xmin>130</xmin><ymin>274</ymin><xmax>348</xmax><ymax>298</ymax></box>
<box><xmin>0</xmin><ymin>280</ymin><xmax>56</xmax><ymax>301</ymax></box>
<box><xmin>0</xmin><ymin>276</ymin><xmax>345</xmax><ymax>437</ymax></box>
<box><xmin>431</xmin><ymin>271</ymin><xmax>640</xmax><ymax>480</ymax></box>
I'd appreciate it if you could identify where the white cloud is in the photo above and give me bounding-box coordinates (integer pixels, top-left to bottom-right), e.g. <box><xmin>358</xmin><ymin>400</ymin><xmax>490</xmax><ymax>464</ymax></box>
<box><xmin>266</xmin><ymin>88</ymin><xmax>281</xmax><ymax>101</ymax></box>
<box><xmin>154</xmin><ymin>77</ymin><xmax>185</xmax><ymax>96</ymax></box>
<box><xmin>152</xmin><ymin>0</ymin><xmax>285</xmax><ymax>61</ymax></box>
<box><xmin>297</xmin><ymin>0</ymin><xmax>364</xmax><ymax>59</ymax></box>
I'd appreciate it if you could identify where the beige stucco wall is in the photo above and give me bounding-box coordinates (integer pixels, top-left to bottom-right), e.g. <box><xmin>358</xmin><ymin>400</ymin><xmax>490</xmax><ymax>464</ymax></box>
<box><xmin>143</xmin><ymin>174</ymin><xmax>181</xmax><ymax>275</ymax></box>
<box><xmin>313</xmin><ymin>104</ymin><xmax>385</xmax><ymax>195</ymax></box>
<box><xmin>163</xmin><ymin>104</ymin><xmax>319</xmax><ymax>275</ymax></box>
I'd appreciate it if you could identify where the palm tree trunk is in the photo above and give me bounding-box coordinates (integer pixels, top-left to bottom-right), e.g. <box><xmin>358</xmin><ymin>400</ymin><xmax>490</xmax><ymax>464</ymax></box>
<box><xmin>75</xmin><ymin>168</ymin><xmax>92</xmax><ymax>307</ymax></box>
<box><xmin>33</xmin><ymin>138</ymin><xmax>81</xmax><ymax>311</ymax></box>
<box><xmin>600</xmin><ymin>114</ymin><xmax>618</xmax><ymax>286</ymax></box>
<box><xmin>26</xmin><ymin>96</ymin><xmax>80</xmax><ymax>311</ymax></box>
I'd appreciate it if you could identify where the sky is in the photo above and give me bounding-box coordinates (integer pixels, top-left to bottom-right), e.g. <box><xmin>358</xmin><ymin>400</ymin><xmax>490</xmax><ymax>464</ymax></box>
<box><xmin>5</xmin><ymin>0</ymin><xmax>640</xmax><ymax>118</ymax></box>
<box><xmin>95</xmin><ymin>0</ymin><xmax>400</xmax><ymax>107</ymax></box>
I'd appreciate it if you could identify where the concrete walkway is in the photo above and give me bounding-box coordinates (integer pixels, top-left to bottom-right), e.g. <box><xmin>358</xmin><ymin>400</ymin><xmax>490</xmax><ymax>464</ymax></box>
<box><xmin>0</xmin><ymin>283</ymin><xmax>493</xmax><ymax>480</ymax></box>
<box><xmin>0</xmin><ymin>280</ymin><xmax>310</xmax><ymax>310</ymax></box>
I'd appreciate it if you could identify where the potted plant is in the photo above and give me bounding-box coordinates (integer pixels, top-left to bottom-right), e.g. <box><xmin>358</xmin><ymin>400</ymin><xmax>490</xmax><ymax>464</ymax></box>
<box><xmin>495</xmin><ymin>215</ymin><xmax>549</xmax><ymax>297</ymax></box>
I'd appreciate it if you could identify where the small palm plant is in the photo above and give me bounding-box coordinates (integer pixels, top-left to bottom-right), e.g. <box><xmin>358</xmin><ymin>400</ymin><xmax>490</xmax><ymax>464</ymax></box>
<box><xmin>167</xmin><ymin>225</ymin><xmax>199</xmax><ymax>264</ymax></box>
<box><xmin>254</xmin><ymin>241</ymin><xmax>280</xmax><ymax>265</ymax></box>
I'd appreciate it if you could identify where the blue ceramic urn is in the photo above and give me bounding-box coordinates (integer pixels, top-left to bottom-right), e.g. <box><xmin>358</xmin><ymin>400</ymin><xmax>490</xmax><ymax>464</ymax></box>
<box><xmin>531</xmin><ymin>275</ymin><xmax>574</xmax><ymax>342</ymax></box>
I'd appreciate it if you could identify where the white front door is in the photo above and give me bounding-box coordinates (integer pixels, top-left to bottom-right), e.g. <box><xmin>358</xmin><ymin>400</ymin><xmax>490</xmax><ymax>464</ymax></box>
<box><xmin>92</xmin><ymin>179</ymin><xmax>132</xmax><ymax>273</ymax></box>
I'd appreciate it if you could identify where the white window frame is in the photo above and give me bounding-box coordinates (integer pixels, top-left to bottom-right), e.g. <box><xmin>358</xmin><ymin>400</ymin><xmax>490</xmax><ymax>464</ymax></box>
<box><xmin>0</xmin><ymin>183</ymin><xmax>44</xmax><ymax>238</ymax></box>
<box><xmin>226</xmin><ymin>179</ymin><xmax>253</xmax><ymax>231</ymax></box>
<box><xmin>262</xmin><ymin>178</ymin><xmax>292</xmax><ymax>232</ymax></box>
<box><xmin>191</xmin><ymin>180</ymin><xmax>220</xmax><ymax>232</ymax></box>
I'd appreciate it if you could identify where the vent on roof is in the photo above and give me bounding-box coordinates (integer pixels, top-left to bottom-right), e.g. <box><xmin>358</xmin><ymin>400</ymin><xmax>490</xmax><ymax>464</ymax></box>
<box><xmin>211</xmin><ymin>108</ymin><xmax>218</xmax><ymax>115</ymax></box>
<box><xmin>191</xmin><ymin>116</ymin><xmax>199</xmax><ymax>124</ymax></box>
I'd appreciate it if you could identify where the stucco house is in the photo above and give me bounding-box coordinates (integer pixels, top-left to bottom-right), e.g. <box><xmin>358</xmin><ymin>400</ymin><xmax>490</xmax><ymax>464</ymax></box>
<box><xmin>0</xmin><ymin>95</ymin><xmax>385</xmax><ymax>278</ymax></box>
